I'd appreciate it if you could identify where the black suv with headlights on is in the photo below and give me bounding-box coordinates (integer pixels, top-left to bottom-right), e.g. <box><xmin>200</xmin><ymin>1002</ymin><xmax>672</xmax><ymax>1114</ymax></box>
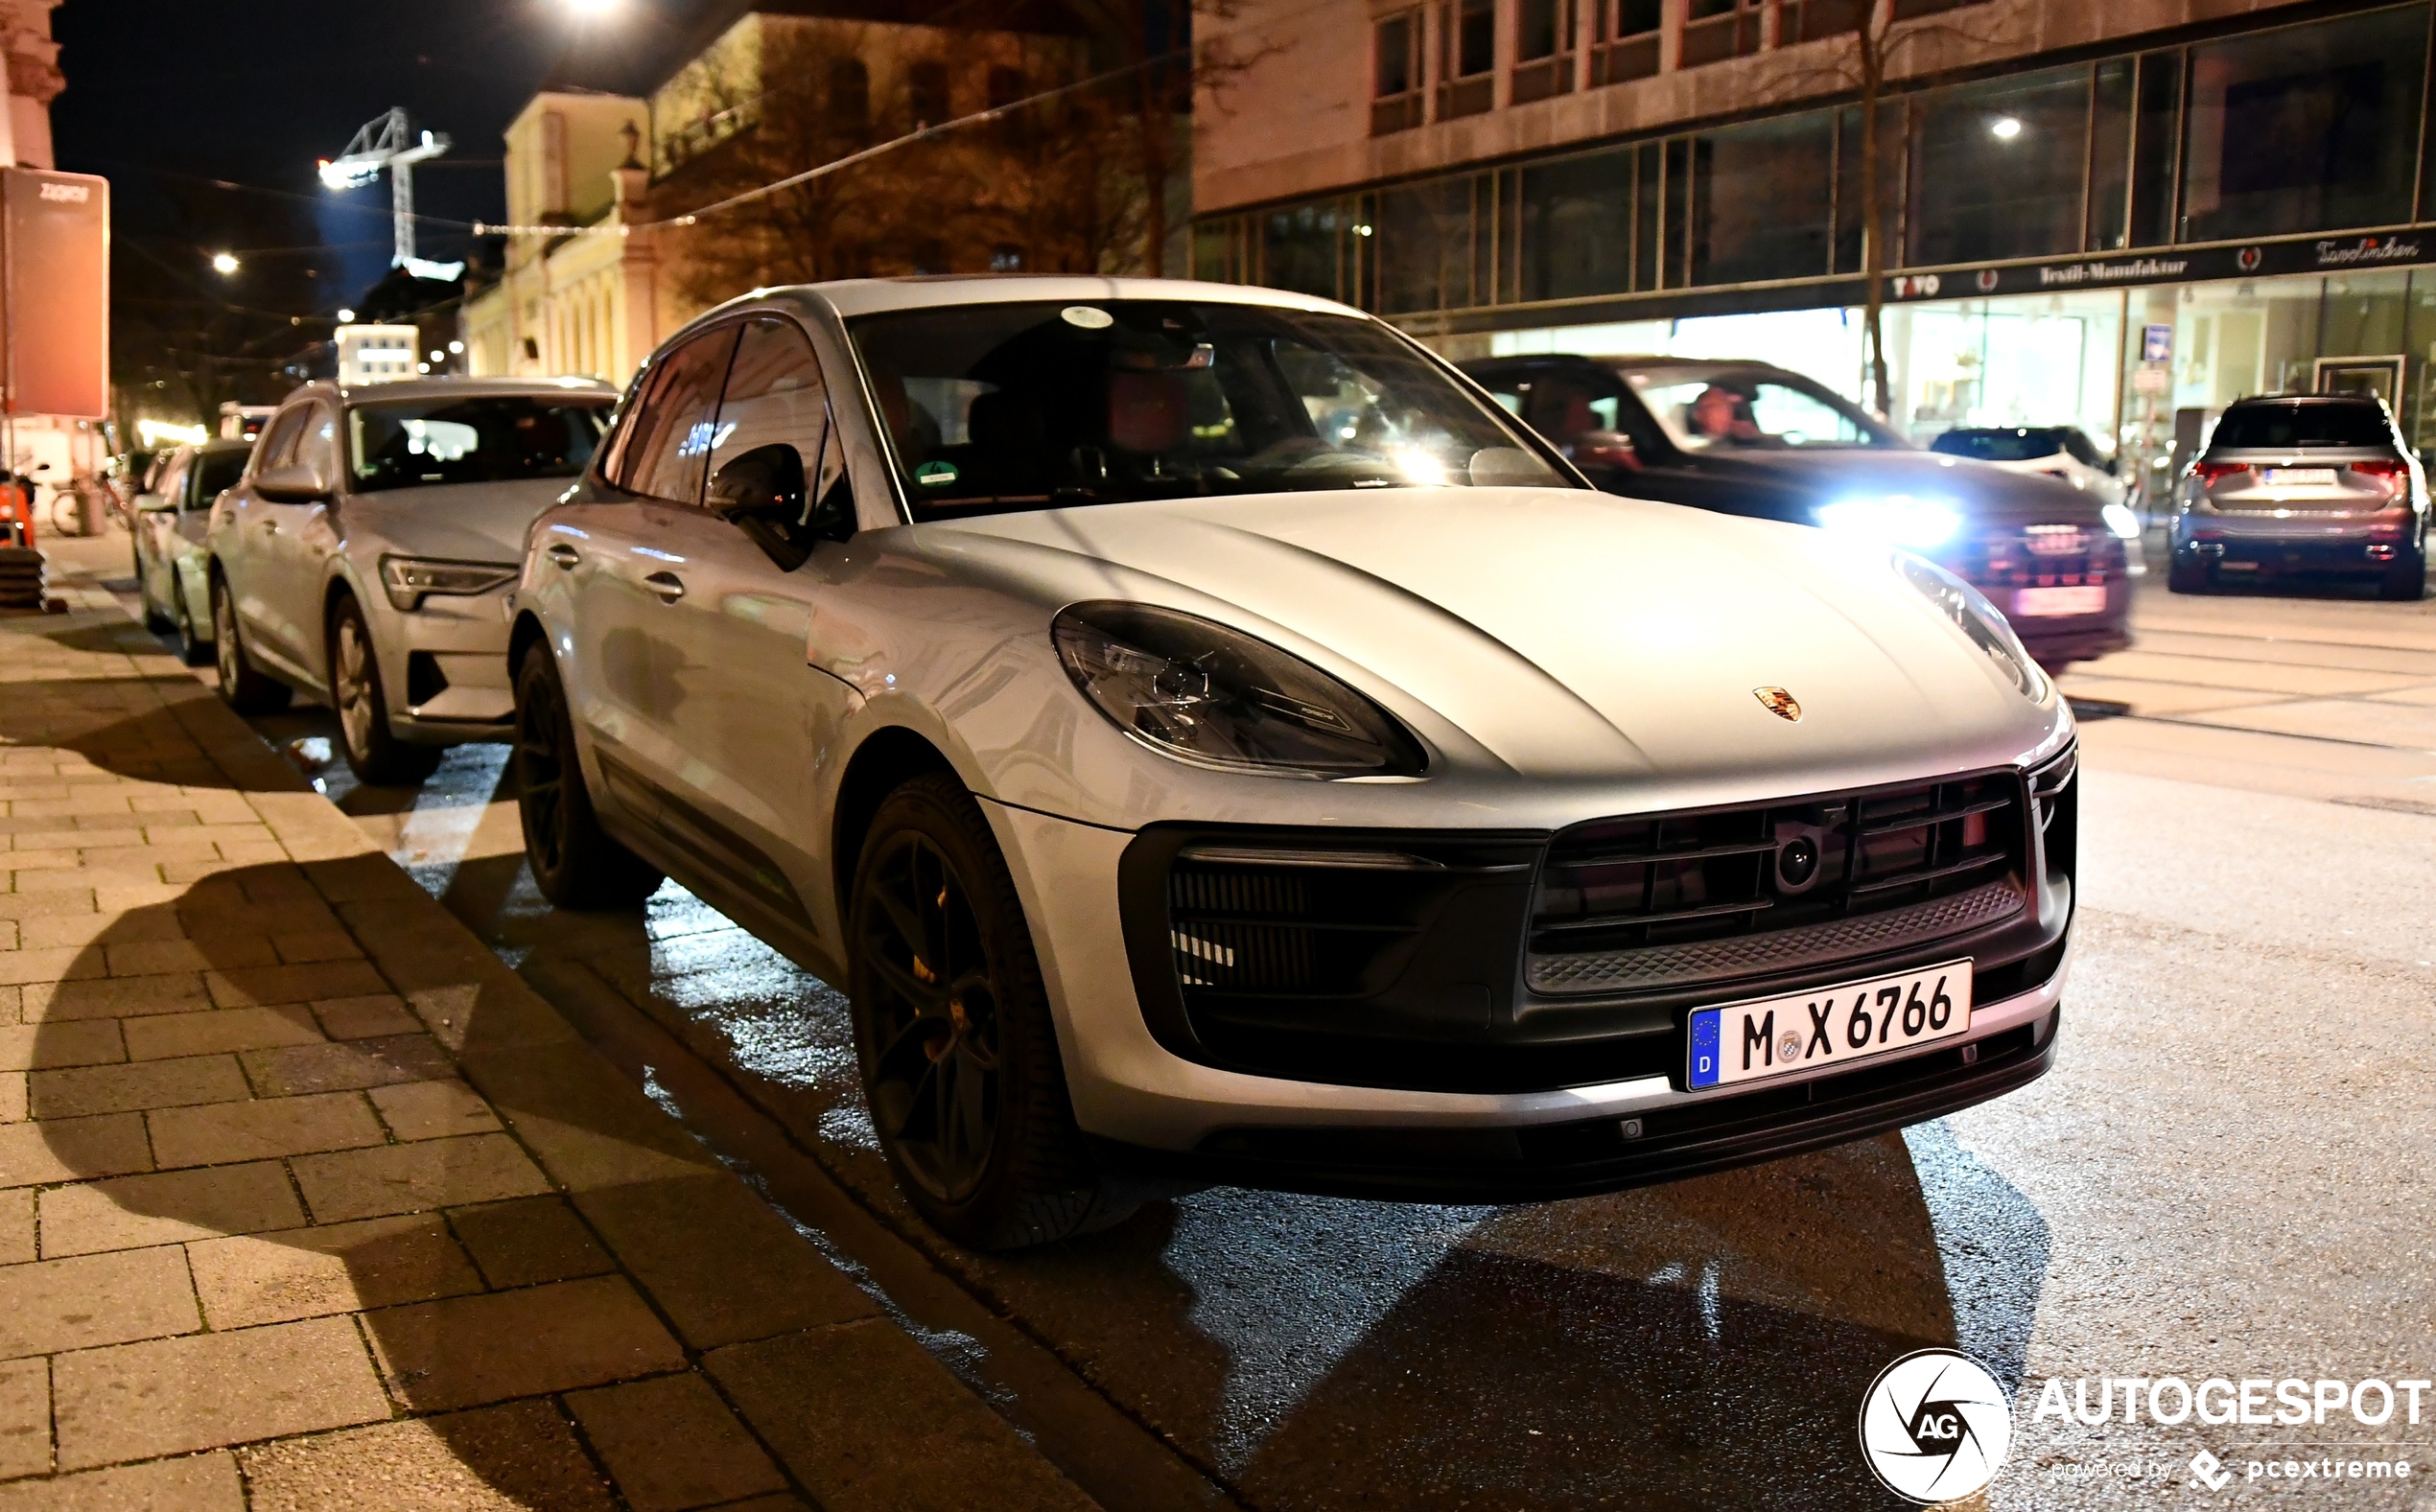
<box><xmin>2170</xmin><ymin>394</ymin><xmax>2428</xmax><ymax>599</ymax></box>
<box><xmin>1463</xmin><ymin>355</ymin><xmax>2137</xmax><ymax>668</ymax></box>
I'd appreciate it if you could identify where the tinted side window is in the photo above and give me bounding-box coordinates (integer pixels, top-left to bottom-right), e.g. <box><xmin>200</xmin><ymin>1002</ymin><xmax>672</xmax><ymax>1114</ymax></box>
<box><xmin>152</xmin><ymin>454</ymin><xmax>188</xmax><ymax>507</ymax></box>
<box><xmin>252</xmin><ymin>408</ymin><xmax>310</xmax><ymax>474</ymax></box>
<box><xmin>293</xmin><ymin>406</ymin><xmax>338</xmax><ymax>477</ymax></box>
<box><xmin>618</xmin><ymin>327</ymin><xmax>740</xmax><ymax>505</ymax></box>
<box><xmin>710</xmin><ymin>318</ymin><xmax>843</xmax><ymax>497</ymax></box>
<box><xmin>192</xmin><ymin>450</ymin><xmax>251</xmax><ymax>507</ymax></box>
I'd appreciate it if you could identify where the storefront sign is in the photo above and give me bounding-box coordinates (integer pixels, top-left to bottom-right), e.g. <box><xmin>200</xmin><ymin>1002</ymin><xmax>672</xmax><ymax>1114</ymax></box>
<box><xmin>1886</xmin><ymin>229</ymin><xmax>2436</xmax><ymax>303</ymax></box>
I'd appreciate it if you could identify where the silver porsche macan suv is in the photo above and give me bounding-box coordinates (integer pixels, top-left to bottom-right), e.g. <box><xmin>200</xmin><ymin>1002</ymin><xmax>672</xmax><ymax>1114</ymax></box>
<box><xmin>507</xmin><ymin>277</ymin><xmax>2079</xmax><ymax>1249</ymax></box>
<box><xmin>206</xmin><ymin>376</ymin><xmax>617</xmax><ymax>781</ymax></box>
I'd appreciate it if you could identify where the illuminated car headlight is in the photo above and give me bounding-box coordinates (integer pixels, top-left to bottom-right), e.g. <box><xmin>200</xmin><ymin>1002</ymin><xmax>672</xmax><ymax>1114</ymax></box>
<box><xmin>379</xmin><ymin>555</ymin><xmax>518</xmax><ymax>612</ymax></box>
<box><xmin>1813</xmin><ymin>495</ymin><xmax>1961</xmax><ymax>548</ymax></box>
<box><xmin>1052</xmin><ymin>601</ymin><xmax>1426</xmax><ymax>777</ymax></box>
<box><xmin>1893</xmin><ymin>552</ymin><xmax>2049</xmax><ymax>703</ymax></box>
<box><xmin>2100</xmin><ymin>502</ymin><xmax>2142</xmax><ymax>540</ymax></box>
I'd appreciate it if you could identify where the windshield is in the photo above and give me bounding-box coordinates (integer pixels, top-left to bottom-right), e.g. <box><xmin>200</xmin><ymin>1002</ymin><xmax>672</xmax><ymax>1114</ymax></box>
<box><xmin>848</xmin><ymin>300</ymin><xmax>1570</xmax><ymax>516</ymax></box>
<box><xmin>2208</xmin><ymin>403</ymin><xmax>2393</xmax><ymax>451</ymax></box>
<box><xmin>346</xmin><ymin>396</ymin><xmax>611</xmax><ymax>494</ymax></box>
<box><xmin>1628</xmin><ymin>369</ymin><xmax>1902</xmax><ymax>453</ymax></box>
<box><xmin>189</xmin><ymin>448</ymin><xmax>251</xmax><ymax>507</ymax></box>
<box><xmin>1932</xmin><ymin>429</ymin><xmax>2067</xmax><ymax>463</ymax></box>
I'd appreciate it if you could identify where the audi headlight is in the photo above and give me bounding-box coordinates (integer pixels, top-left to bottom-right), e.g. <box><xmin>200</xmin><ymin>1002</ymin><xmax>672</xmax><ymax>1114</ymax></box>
<box><xmin>2100</xmin><ymin>502</ymin><xmax>2142</xmax><ymax>540</ymax></box>
<box><xmin>1815</xmin><ymin>495</ymin><xmax>1961</xmax><ymax>548</ymax></box>
<box><xmin>1052</xmin><ymin>602</ymin><xmax>1426</xmax><ymax>777</ymax></box>
<box><xmin>1893</xmin><ymin>552</ymin><xmax>2049</xmax><ymax>703</ymax></box>
<box><xmin>379</xmin><ymin>555</ymin><xmax>518</xmax><ymax>612</ymax></box>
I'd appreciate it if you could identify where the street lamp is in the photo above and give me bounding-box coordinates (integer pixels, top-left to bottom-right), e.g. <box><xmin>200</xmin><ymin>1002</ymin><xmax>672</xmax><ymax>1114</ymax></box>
<box><xmin>336</xmin><ymin>308</ymin><xmax>357</xmax><ymax>323</ymax></box>
<box><xmin>210</xmin><ymin>251</ymin><xmax>240</xmax><ymax>275</ymax></box>
<box><xmin>1989</xmin><ymin>117</ymin><xmax>2023</xmax><ymax>140</ymax></box>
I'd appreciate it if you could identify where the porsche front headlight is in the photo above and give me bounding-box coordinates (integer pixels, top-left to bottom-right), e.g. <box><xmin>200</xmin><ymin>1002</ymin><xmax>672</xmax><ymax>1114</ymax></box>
<box><xmin>1893</xmin><ymin>552</ymin><xmax>2049</xmax><ymax>703</ymax></box>
<box><xmin>1052</xmin><ymin>602</ymin><xmax>1426</xmax><ymax>777</ymax></box>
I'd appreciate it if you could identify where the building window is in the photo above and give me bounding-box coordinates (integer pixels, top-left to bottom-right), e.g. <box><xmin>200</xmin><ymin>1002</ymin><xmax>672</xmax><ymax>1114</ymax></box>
<box><xmin>1780</xmin><ymin>0</ymin><xmax>1864</xmax><ymax>46</ymax></box>
<box><xmin>1679</xmin><ymin>0</ymin><xmax>1762</xmax><ymax>70</ymax></box>
<box><xmin>1378</xmin><ymin>178</ymin><xmax>1481</xmax><ymax>312</ymax></box>
<box><xmin>829</xmin><ymin>58</ymin><xmax>871</xmax><ymax>138</ymax></box>
<box><xmin>907</xmin><ymin>60</ymin><xmax>951</xmax><ymax>126</ymax></box>
<box><xmin>1511</xmin><ymin>0</ymin><xmax>1574</xmax><ymax>106</ymax></box>
<box><xmin>987</xmin><ymin>65</ymin><xmax>1026</xmax><ymax>109</ymax></box>
<box><xmin>2179</xmin><ymin>6</ymin><xmax>2426</xmax><ymax>244</ymax></box>
<box><xmin>990</xmin><ymin>245</ymin><xmax>1024</xmax><ymax>271</ymax></box>
<box><xmin>1436</xmin><ymin>0</ymin><xmax>1495</xmax><ymax>120</ymax></box>
<box><xmin>1372</xmin><ymin>11</ymin><xmax>1425</xmax><ymax>134</ymax></box>
<box><xmin>1519</xmin><ymin>147</ymin><xmax>1636</xmax><ymax>301</ymax></box>
<box><xmin>1690</xmin><ymin>111</ymin><xmax>1835</xmax><ymax>284</ymax></box>
<box><xmin>1908</xmin><ymin>65</ymin><xmax>2092</xmax><ymax>267</ymax></box>
<box><xmin>1261</xmin><ymin>200</ymin><xmax>1355</xmax><ymax>302</ymax></box>
<box><xmin>1590</xmin><ymin>0</ymin><xmax>1661</xmax><ymax>85</ymax></box>
<box><xmin>2087</xmin><ymin>58</ymin><xmax>2134</xmax><ymax>251</ymax></box>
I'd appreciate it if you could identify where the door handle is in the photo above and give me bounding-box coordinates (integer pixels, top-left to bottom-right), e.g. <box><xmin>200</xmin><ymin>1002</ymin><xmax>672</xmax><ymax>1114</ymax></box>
<box><xmin>546</xmin><ymin>543</ymin><xmax>579</xmax><ymax>570</ymax></box>
<box><xmin>643</xmin><ymin>570</ymin><xmax>686</xmax><ymax>604</ymax></box>
<box><xmin>257</xmin><ymin>518</ymin><xmax>278</xmax><ymax>534</ymax></box>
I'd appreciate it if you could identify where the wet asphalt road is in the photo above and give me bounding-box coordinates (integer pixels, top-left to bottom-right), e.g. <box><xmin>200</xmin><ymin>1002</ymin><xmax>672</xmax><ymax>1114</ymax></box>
<box><xmin>127</xmin><ymin>564</ymin><xmax>2436</xmax><ymax>1511</ymax></box>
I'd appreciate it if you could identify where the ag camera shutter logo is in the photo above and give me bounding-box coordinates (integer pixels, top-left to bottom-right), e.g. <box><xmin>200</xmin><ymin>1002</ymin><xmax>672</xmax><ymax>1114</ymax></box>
<box><xmin>1858</xmin><ymin>1349</ymin><xmax>2013</xmax><ymax>1503</ymax></box>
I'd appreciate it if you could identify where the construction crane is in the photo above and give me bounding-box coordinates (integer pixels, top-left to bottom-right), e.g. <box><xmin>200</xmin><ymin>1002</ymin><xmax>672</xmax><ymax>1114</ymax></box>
<box><xmin>318</xmin><ymin>107</ymin><xmax>451</xmax><ymax>269</ymax></box>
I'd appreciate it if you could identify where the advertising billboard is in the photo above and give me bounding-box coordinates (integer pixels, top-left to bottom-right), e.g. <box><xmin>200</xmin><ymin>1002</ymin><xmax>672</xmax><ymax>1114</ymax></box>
<box><xmin>1</xmin><ymin>168</ymin><xmax>108</xmax><ymax>420</ymax></box>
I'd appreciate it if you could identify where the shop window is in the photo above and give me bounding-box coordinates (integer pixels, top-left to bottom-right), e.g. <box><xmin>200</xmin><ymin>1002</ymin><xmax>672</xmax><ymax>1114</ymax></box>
<box><xmin>1908</xmin><ymin>65</ymin><xmax>2091</xmax><ymax>267</ymax></box>
<box><xmin>1511</xmin><ymin>0</ymin><xmax>1575</xmax><ymax>106</ymax></box>
<box><xmin>1373</xmin><ymin>11</ymin><xmax>1425</xmax><ymax>134</ymax></box>
<box><xmin>1781</xmin><ymin>0</ymin><xmax>1864</xmax><ymax>46</ymax></box>
<box><xmin>2126</xmin><ymin>51</ymin><xmax>2180</xmax><ymax>248</ymax></box>
<box><xmin>1519</xmin><ymin>148</ymin><xmax>1635</xmax><ymax>301</ymax></box>
<box><xmin>2180</xmin><ymin>7</ymin><xmax>2427</xmax><ymax>244</ymax></box>
<box><xmin>1377</xmin><ymin>178</ymin><xmax>1477</xmax><ymax>314</ymax></box>
<box><xmin>1262</xmin><ymin>201</ymin><xmax>1350</xmax><ymax>303</ymax></box>
<box><xmin>1590</xmin><ymin>0</ymin><xmax>1661</xmax><ymax>85</ymax></box>
<box><xmin>1691</xmin><ymin>111</ymin><xmax>1835</xmax><ymax>286</ymax></box>
<box><xmin>1679</xmin><ymin>0</ymin><xmax>1762</xmax><ymax>71</ymax></box>
<box><xmin>2087</xmin><ymin>59</ymin><xmax>2134</xmax><ymax>251</ymax></box>
<box><xmin>906</xmin><ymin>60</ymin><xmax>950</xmax><ymax>126</ymax></box>
<box><xmin>1436</xmin><ymin>0</ymin><xmax>1495</xmax><ymax>120</ymax></box>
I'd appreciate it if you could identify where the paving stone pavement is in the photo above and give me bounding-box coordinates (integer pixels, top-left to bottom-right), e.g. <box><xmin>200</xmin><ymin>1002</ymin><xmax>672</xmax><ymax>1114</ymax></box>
<box><xmin>0</xmin><ymin>561</ymin><xmax>1102</xmax><ymax>1510</ymax></box>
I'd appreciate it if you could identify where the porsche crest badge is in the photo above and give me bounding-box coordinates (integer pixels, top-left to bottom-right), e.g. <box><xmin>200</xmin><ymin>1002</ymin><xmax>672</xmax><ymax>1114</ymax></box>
<box><xmin>1753</xmin><ymin>686</ymin><xmax>1801</xmax><ymax>722</ymax></box>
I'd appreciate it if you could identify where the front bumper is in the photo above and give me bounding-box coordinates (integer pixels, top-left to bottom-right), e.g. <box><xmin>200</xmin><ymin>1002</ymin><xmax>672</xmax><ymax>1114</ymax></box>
<box><xmin>987</xmin><ymin>774</ymin><xmax>2073</xmax><ymax>1199</ymax></box>
<box><xmin>373</xmin><ymin>586</ymin><xmax>516</xmax><ymax>741</ymax></box>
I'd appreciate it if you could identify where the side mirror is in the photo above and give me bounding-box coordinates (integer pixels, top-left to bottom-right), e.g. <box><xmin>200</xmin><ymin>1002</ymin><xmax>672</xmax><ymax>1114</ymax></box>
<box><xmin>708</xmin><ymin>443</ymin><xmax>854</xmax><ymax>570</ymax></box>
<box><xmin>255</xmin><ymin>459</ymin><xmax>333</xmax><ymax>502</ymax></box>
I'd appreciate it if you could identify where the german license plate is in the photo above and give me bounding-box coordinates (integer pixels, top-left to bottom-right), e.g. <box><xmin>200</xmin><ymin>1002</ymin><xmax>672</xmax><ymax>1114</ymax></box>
<box><xmin>2260</xmin><ymin>467</ymin><xmax>2336</xmax><ymax>486</ymax></box>
<box><xmin>2013</xmin><ymin>584</ymin><xmax>2108</xmax><ymax>616</ymax></box>
<box><xmin>1688</xmin><ymin>961</ymin><xmax>1973</xmax><ymax>1090</ymax></box>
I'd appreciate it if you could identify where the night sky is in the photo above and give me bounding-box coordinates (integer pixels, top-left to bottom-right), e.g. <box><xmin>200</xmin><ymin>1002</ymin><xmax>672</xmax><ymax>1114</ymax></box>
<box><xmin>51</xmin><ymin>0</ymin><xmax>734</xmax><ymax>404</ymax></box>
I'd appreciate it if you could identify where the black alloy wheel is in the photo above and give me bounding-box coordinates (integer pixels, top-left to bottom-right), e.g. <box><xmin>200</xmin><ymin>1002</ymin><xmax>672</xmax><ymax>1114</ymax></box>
<box><xmin>173</xmin><ymin>581</ymin><xmax>211</xmax><ymax>666</ymax></box>
<box><xmin>328</xmin><ymin>595</ymin><xmax>441</xmax><ymax>786</ymax></box>
<box><xmin>209</xmin><ymin>571</ymin><xmax>293</xmax><ymax>714</ymax></box>
<box><xmin>848</xmin><ymin>774</ymin><xmax>1133</xmax><ymax>1249</ymax></box>
<box><xmin>511</xmin><ymin>644</ymin><xmax>663</xmax><ymax>909</ymax></box>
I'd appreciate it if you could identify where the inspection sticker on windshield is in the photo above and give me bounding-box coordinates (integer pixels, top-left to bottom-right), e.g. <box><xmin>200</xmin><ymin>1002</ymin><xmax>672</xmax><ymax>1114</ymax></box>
<box><xmin>915</xmin><ymin>460</ymin><xmax>960</xmax><ymax>487</ymax></box>
<box><xmin>1689</xmin><ymin>960</ymin><xmax>1972</xmax><ymax>1090</ymax></box>
<box><xmin>1061</xmin><ymin>306</ymin><xmax>1113</xmax><ymax>330</ymax></box>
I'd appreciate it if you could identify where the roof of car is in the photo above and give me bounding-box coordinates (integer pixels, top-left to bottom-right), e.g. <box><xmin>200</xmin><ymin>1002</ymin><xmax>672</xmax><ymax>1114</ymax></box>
<box><xmin>279</xmin><ymin>376</ymin><xmax>619</xmax><ymax>407</ymax></box>
<box><xmin>2223</xmin><ymin>392</ymin><xmax>2383</xmax><ymax>407</ymax></box>
<box><xmin>755</xmin><ymin>275</ymin><xmax>1363</xmax><ymax>322</ymax></box>
<box><xmin>1941</xmin><ymin>426</ymin><xmax>2073</xmax><ymax>435</ymax></box>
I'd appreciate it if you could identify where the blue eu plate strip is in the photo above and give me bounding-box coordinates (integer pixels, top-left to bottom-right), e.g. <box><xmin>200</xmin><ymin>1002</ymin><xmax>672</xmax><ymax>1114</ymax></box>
<box><xmin>1688</xmin><ymin>1009</ymin><xmax>1722</xmax><ymax>1089</ymax></box>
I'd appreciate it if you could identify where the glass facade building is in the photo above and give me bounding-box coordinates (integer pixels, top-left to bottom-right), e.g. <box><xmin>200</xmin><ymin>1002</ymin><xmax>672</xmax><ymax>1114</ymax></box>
<box><xmin>1193</xmin><ymin>2</ymin><xmax>2436</xmax><ymax>478</ymax></box>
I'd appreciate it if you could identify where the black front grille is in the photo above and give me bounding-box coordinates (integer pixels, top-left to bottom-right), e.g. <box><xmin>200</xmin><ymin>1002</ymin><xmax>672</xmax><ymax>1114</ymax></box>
<box><xmin>1166</xmin><ymin>857</ymin><xmax>1419</xmax><ymax>999</ymax></box>
<box><xmin>1529</xmin><ymin>771</ymin><xmax>2029</xmax><ymax>995</ymax></box>
<box><xmin>1963</xmin><ymin>525</ymin><xmax>2126</xmax><ymax>590</ymax></box>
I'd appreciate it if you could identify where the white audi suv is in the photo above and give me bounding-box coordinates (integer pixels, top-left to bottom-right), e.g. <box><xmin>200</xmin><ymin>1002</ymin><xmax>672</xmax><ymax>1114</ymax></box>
<box><xmin>506</xmin><ymin>278</ymin><xmax>2078</xmax><ymax>1249</ymax></box>
<box><xmin>206</xmin><ymin>376</ymin><xmax>616</xmax><ymax>780</ymax></box>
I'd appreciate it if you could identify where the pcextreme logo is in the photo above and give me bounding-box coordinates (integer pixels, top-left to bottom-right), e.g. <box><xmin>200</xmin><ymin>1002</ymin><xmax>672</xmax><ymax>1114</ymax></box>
<box><xmin>1859</xmin><ymin>1350</ymin><xmax>2014</xmax><ymax>1503</ymax></box>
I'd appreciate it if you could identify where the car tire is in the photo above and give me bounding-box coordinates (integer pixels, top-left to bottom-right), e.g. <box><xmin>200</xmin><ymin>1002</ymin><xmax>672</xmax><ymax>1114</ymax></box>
<box><xmin>511</xmin><ymin>643</ymin><xmax>664</xmax><ymax>909</ymax></box>
<box><xmin>2378</xmin><ymin>548</ymin><xmax>2426</xmax><ymax>602</ymax></box>
<box><xmin>173</xmin><ymin>581</ymin><xmax>212</xmax><ymax>666</ymax></box>
<box><xmin>329</xmin><ymin>594</ymin><xmax>440</xmax><ymax>785</ymax></box>
<box><xmin>210</xmin><ymin>570</ymin><xmax>293</xmax><ymax>714</ymax></box>
<box><xmin>2167</xmin><ymin>555</ymin><xmax>2209</xmax><ymax>594</ymax></box>
<box><xmin>847</xmin><ymin>773</ymin><xmax>1136</xmax><ymax>1250</ymax></box>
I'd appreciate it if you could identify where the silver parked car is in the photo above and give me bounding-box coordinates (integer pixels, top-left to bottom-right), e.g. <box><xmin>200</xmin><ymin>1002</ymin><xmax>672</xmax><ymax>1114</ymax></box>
<box><xmin>206</xmin><ymin>376</ymin><xmax>616</xmax><ymax>780</ymax></box>
<box><xmin>132</xmin><ymin>437</ymin><xmax>253</xmax><ymax>664</ymax></box>
<box><xmin>508</xmin><ymin>277</ymin><xmax>2078</xmax><ymax>1249</ymax></box>
<box><xmin>2170</xmin><ymin>393</ymin><xmax>2428</xmax><ymax>599</ymax></box>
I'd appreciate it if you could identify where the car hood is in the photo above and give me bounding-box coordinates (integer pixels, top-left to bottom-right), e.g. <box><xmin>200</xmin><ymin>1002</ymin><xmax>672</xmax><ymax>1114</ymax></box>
<box><xmin>1679</xmin><ymin>447</ymin><xmax>2102</xmax><ymax>523</ymax></box>
<box><xmin>927</xmin><ymin>488</ymin><xmax>2059</xmax><ymax>785</ymax></box>
<box><xmin>340</xmin><ymin>477</ymin><xmax>572</xmax><ymax>564</ymax></box>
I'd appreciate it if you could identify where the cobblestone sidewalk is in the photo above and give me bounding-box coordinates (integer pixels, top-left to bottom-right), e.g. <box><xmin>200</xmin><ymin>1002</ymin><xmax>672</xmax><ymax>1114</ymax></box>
<box><xmin>0</xmin><ymin>556</ymin><xmax>1098</xmax><ymax>1510</ymax></box>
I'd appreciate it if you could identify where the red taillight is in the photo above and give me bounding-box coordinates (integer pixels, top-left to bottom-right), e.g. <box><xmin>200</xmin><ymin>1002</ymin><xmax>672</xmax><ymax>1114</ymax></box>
<box><xmin>2190</xmin><ymin>461</ymin><xmax>2247</xmax><ymax>481</ymax></box>
<box><xmin>2352</xmin><ymin>458</ymin><xmax>2409</xmax><ymax>482</ymax></box>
